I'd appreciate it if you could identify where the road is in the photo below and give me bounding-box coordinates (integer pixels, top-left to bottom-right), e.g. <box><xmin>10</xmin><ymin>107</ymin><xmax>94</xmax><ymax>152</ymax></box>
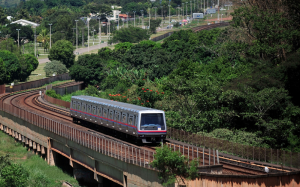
<box><xmin>38</xmin><ymin>42</ymin><xmax>108</xmax><ymax>64</ymax></box>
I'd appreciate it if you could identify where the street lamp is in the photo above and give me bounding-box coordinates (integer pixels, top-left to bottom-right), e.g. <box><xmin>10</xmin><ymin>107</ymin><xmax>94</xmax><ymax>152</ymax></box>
<box><xmin>126</xmin><ymin>12</ymin><xmax>129</xmax><ymax>27</ymax></box>
<box><xmin>48</xmin><ymin>23</ymin><xmax>52</xmax><ymax>49</ymax></box>
<box><xmin>75</xmin><ymin>20</ymin><xmax>78</xmax><ymax>50</ymax></box>
<box><xmin>87</xmin><ymin>17</ymin><xmax>90</xmax><ymax>52</ymax></box>
<box><xmin>16</xmin><ymin>29</ymin><xmax>21</xmax><ymax>48</ymax></box>
<box><xmin>221</xmin><ymin>14</ymin><xmax>223</xmax><ymax>22</ymax></box>
<box><xmin>148</xmin><ymin>8</ymin><xmax>151</xmax><ymax>29</ymax></box>
<box><xmin>98</xmin><ymin>17</ymin><xmax>101</xmax><ymax>48</ymax></box>
<box><xmin>153</xmin><ymin>7</ymin><xmax>157</xmax><ymax>20</ymax></box>
<box><xmin>177</xmin><ymin>6</ymin><xmax>180</xmax><ymax>21</ymax></box>
<box><xmin>182</xmin><ymin>3</ymin><xmax>184</xmax><ymax>18</ymax></box>
<box><xmin>186</xmin><ymin>2</ymin><xmax>188</xmax><ymax>19</ymax></box>
<box><xmin>140</xmin><ymin>10</ymin><xmax>144</xmax><ymax>29</ymax></box>
<box><xmin>34</xmin><ymin>26</ymin><xmax>36</xmax><ymax>58</ymax></box>
<box><xmin>190</xmin><ymin>1</ymin><xmax>192</xmax><ymax>20</ymax></box>
<box><xmin>20</xmin><ymin>37</ymin><xmax>26</xmax><ymax>54</ymax></box>
<box><xmin>133</xmin><ymin>11</ymin><xmax>136</xmax><ymax>27</ymax></box>
<box><xmin>168</xmin><ymin>5</ymin><xmax>171</xmax><ymax>29</ymax></box>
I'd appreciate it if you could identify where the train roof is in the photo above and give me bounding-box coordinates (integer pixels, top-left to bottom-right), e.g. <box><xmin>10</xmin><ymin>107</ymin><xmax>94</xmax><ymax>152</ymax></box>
<box><xmin>72</xmin><ymin>95</ymin><xmax>163</xmax><ymax>113</ymax></box>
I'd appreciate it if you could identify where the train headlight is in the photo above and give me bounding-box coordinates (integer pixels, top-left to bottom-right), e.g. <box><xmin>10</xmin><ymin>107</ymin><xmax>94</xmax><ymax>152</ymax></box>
<box><xmin>161</xmin><ymin>135</ymin><xmax>165</xmax><ymax>137</ymax></box>
<box><xmin>139</xmin><ymin>135</ymin><xmax>145</xmax><ymax>137</ymax></box>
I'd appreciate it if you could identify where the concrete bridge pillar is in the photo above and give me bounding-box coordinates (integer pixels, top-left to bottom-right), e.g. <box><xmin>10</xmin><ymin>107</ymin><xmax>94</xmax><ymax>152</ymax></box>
<box><xmin>47</xmin><ymin>138</ymin><xmax>56</xmax><ymax>166</ymax></box>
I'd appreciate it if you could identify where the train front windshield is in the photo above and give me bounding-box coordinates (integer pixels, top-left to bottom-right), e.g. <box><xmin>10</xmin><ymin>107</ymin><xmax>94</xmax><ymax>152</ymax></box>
<box><xmin>140</xmin><ymin>113</ymin><xmax>165</xmax><ymax>130</ymax></box>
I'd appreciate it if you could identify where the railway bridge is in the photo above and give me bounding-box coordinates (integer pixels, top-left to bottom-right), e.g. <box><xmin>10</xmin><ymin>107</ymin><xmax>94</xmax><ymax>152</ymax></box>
<box><xmin>0</xmin><ymin>83</ymin><xmax>299</xmax><ymax>187</ymax></box>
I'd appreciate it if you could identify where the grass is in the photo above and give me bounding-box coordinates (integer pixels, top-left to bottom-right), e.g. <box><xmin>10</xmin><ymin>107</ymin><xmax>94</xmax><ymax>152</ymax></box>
<box><xmin>0</xmin><ymin>130</ymin><xmax>80</xmax><ymax>187</ymax></box>
<box><xmin>27</xmin><ymin>63</ymin><xmax>47</xmax><ymax>82</ymax></box>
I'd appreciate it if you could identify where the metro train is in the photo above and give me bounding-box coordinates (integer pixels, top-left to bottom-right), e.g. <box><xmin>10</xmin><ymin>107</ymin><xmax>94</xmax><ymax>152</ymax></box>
<box><xmin>70</xmin><ymin>95</ymin><xmax>167</xmax><ymax>143</ymax></box>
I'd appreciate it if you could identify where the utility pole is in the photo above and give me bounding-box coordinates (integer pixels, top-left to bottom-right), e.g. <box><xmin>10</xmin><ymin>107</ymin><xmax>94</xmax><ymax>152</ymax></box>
<box><xmin>133</xmin><ymin>11</ymin><xmax>136</xmax><ymax>27</ymax></box>
<box><xmin>87</xmin><ymin>17</ymin><xmax>90</xmax><ymax>52</ymax></box>
<box><xmin>168</xmin><ymin>5</ymin><xmax>171</xmax><ymax>29</ymax></box>
<box><xmin>153</xmin><ymin>7</ymin><xmax>157</xmax><ymax>20</ymax></box>
<box><xmin>117</xmin><ymin>11</ymin><xmax>120</xmax><ymax>30</ymax></box>
<box><xmin>16</xmin><ymin>29</ymin><xmax>21</xmax><ymax>48</ymax></box>
<box><xmin>148</xmin><ymin>8</ymin><xmax>151</xmax><ymax>29</ymax></box>
<box><xmin>218</xmin><ymin>0</ymin><xmax>220</xmax><ymax>21</ymax></box>
<box><xmin>75</xmin><ymin>20</ymin><xmax>78</xmax><ymax>50</ymax></box>
<box><xmin>48</xmin><ymin>23</ymin><xmax>52</xmax><ymax>49</ymax></box>
<box><xmin>186</xmin><ymin>2</ymin><xmax>188</xmax><ymax>19</ymax></box>
<box><xmin>34</xmin><ymin>26</ymin><xmax>36</xmax><ymax>58</ymax></box>
<box><xmin>141</xmin><ymin>10</ymin><xmax>144</xmax><ymax>29</ymax></box>
<box><xmin>126</xmin><ymin>12</ymin><xmax>129</xmax><ymax>27</ymax></box>
<box><xmin>98</xmin><ymin>17</ymin><xmax>101</xmax><ymax>49</ymax></box>
<box><xmin>190</xmin><ymin>1</ymin><xmax>192</xmax><ymax>20</ymax></box>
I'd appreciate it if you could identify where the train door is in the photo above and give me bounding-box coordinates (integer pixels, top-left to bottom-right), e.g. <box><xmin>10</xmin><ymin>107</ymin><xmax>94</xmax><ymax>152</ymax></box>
<box><xmin>87</xmin><ymin>103</ymin><xmax>92</xmax><ymax>122</ymax></box>
<box><xmin>134</xmin><ymin>114</ymin><xmax>139</xmax><ymax>135</ymax></box>
<box><xmin>70</xmin><ymin>100</ymin><xmax>76</xmax><ymax>116</ymax></box>
<box><xmin>109</xmin><ymin>109</ymin><xmax>114</xmax><ymax>129</ymax></box>
<box><xmin>92</xmin><ymin>105</ymin><xmax>97</xmax><ymax>123</ymax></box>
<box><xmin>103</xmin><ymin>108</ymin><xmax>109</xmax><ymax>127</ymax></box>
<box><xmin>128</xmin><ymin>114</ymin><xmax>135</xmax><ymax>135</ymax></box>
<box><xmin>82</xmin><ymin>102</ymin><xmax>87</xmax><ymax>120</ymax></box>
<box><xmin>77</xmin><ymin>101</ymin><xmax>82</xmax><ymax>118</ymax></box>
<box><xmin>97</xmin><ymin>106</ymin><xmax>102</xmax><ymax>126</ymax></box>
<box><xmin>121</xmin><ymin>113</ymin><xmax>128</xmax><ymax>134</ymax></box>
<box><xmin>114</xmin><ymin>110</ymin><xmax>121</xmax><ymax>132</ymax></box>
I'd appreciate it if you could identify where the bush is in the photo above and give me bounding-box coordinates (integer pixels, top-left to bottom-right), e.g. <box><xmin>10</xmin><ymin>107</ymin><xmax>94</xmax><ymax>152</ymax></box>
<box><xmin>173</xmin><ymin>22</ymin><xmax>180</xmax><ymax>28</ymax></box>
<box><xmin>44</xmin><ymin>60</ymin><xmax>68</xmax><ymax>77</ymax></box>
<box><xmin>109</xmin><ymin>26</ymin><xmax>150</xmax><ymax>44</ymax></box>
<box><xmin>0</xmin><ymin>155</ymin><xmax>29</xmax><ymax>187</ymax></box>
<box><xmin>46</xmin><ymin>89</ymin><xmax>62</xmax><ymax>100</ymax></box>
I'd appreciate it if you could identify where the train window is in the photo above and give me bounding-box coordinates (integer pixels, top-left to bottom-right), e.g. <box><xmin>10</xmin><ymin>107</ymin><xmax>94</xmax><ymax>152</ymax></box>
<box><xmin>122</xmin><ymin>113</ymin><xmax>127</xmax><ymax>124</ymax></box>
<box><xmin>92</xmin><ymin>106</ymin><xmax>96</xmax><ymax>115</ymax></box>
<box><xmin>97</xmin><ymin>107</ymin><xmax>102</xmax><ymax>116</ymax></box>
<box><xmin>77</xmin><ymin>102</ymin><xmax>81</xmax><ymax>110</ymax></box>
<box><xmin>72</xmin><ymin>101</ymin><xmax>76</xmax><ymax>109</ymax></box>
<box><xmin>103</xmin><ymin>109</ymin><xmax>107</xmax><ymax>118</ymax></box>
<box><xmin>140</xmin><ymin>113</ymin><xmax>165</xmax><ymax>130</ymax></box>
<box><xmin>87</xmin><ymin>105</ymin><xmax>91</xmax><ymax>113</ymax></box>
<box><xmin>109</xmin><ymin>110</ymin><xmax>114</xmax><ymax>119</ymax></box>
<box><xmin>115</xmin><ymin>111</ymin><xmax>120</xmax><ymax>121</ymax></box>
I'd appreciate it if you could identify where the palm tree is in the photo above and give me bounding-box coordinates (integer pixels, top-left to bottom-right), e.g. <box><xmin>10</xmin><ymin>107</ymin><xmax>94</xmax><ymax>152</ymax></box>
<box><xmin>37</xmin><ymin>29</ymin><xmax>49</xmax><ymax>48</ymax></box>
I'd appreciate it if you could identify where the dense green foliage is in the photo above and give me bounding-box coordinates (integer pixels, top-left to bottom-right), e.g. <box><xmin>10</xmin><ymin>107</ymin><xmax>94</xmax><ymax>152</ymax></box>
<box><xmin>46</xmin><ymin>89</ymin><xmax>62</xmax><ymax>99</ymax></box>
<box><xmin>151</xmin><ymin>145</ymin><xmax>198</xmax><ymax>186</ymax></box>
<box><xmin>43</xmin><ymin>60</ymin><xmax>68</xmax><ymax>77</ymax></box>
<box><xmin>69</xmin><ymin>22</ymin><xmax>300</xmax><ymax>152</ymax></box>
<box><xmin>109</xmin><ymin>26</ymin><xmax>150</xmax><ymax>44</ymax></box>
<box><xmin>48</xmin><ymin>40</ymin><xmax>75</xmax><ymax>68</ymax></box>
<box><xmin>0</xmin><ymin>155</ymin><xmax>29</xmax><ymax>187</ymax></box>
<box><xmin>0</xmin><ymin>50</ymin><xmax>20</xmax><ymax>84</ymax></box>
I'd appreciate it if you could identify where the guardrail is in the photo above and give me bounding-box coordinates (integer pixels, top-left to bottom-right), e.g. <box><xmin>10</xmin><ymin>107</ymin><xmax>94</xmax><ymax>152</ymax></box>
<box><xmin>0</xmin><ymin>100</ymin><xmax>156</xmax><ymax>170</ymax></box>
<box><xmin>167</xmin><ymin>127</ymin><xmax>300</xmax><ymax>169</ymax></box>
<box><xmin>4</xmin><ymin>73</ymin><xmax>71</xmax><ymax>93</ymax></box>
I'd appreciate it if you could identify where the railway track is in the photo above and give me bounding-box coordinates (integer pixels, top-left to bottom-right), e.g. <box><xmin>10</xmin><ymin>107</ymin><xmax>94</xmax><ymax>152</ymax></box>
<box><xmin>191</xmin><ymin>22</ymin><xmax>230</xmax><ymax>32</ymax></box>
<box><xmin>1</xmin><ymin>81</ymin><xmax>294</xmax><ymax>175</ymax></box>
<box><xmin>25</xmin><ymin>92</ymin><xmax>291</xmax><ymax>175</ymax></box>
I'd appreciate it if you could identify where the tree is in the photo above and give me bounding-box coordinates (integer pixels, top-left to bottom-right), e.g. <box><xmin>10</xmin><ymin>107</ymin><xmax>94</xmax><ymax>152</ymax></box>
<box><xmin>231</xmin><ymin>0</ymin><xmax>300</xmax><ymax>63</ymax></box>
<box><xmin>0</xmin><ymin>38</ymin><xmax>20</xmax><ymax>56</ymax></box>
<box><xmin>6</xmin><ymin>24</ymin><xmax>34</xmax><ymax>43</ymax></box>
<box><xmin>109</xmin><ymin>26</ymin><xmax>150</xmax><ymax>44</ymax></box>
<box><xmin>149</xmin><ymin>19</ymin><xmax>162</xmax><ymax>34</ymax></box>
<box><xmin>0</xmin><ymin>58</ymin><xmax>8</xmax><ymax>85</ymax></box>
<box><xmin>151</xmin><ymin>145</ymin><xmax>198</xmax><ymax>186</ymax></box>
<box><xmin>37</xmin><ymin>29</ymin><xmax>49</xmax><ymax>47</ymax></box>
<box><xmin>44</xmin><ymin>60</ymin><xmax>68</xmax><ymax>77</ymax></box>
<box><xmin>0</xmin><ymin>7</ymin><xmax>8</xmax><ymax>25</ymax></box>
<box><xmin>0</xmin><ymin>50</ymin><xmax>20</xmax><ymax>84</ymax></box>
<box><xmin>69</xmin><ymin>54</ymin><xmax>105</xmax><ymax>85</ymax></box>
<box><xmin>0</xmin><ymin>154</ymin><xmax>29</xmax><ymax>187</ymax></box>
<box><xmin>14</xmin><ymin>9</ymin><xmax>30</xmax><ymax>20</ymax></box>
<box><xmin>18</xmin><ymin>54</ymin><xmax>39</xmax><ymax>81</ymax></box>
<box><xmin>48</xmin><ymin>40</ymin><xmax>75</xmax><ymax>68</ymax></box>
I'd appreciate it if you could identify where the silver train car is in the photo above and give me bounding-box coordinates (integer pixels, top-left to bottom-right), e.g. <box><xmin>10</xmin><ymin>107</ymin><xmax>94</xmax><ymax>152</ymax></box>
<box><xmin>70</xmin><ymin>96</ymin><xmax>167</xmax><ymax>143</ymax></box>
